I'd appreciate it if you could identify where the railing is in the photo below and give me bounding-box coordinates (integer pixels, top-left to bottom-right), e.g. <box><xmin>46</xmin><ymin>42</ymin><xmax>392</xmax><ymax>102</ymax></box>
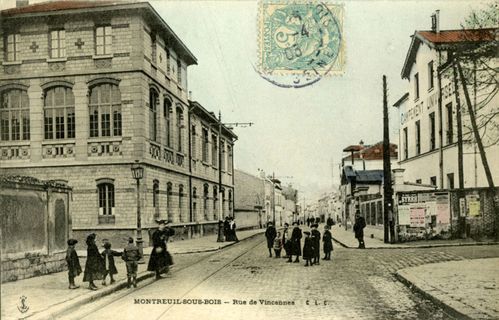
<box><xmin>0</xmin><ymin>144</ymin><xmax>30</xmax><ymax>160</ymax></box>
<box><xmin>88</xmin><ymin>140</ymin><xmax>122</xmax><ymax>157</ymax></box>
<box><xmin>42</xmin><ymin>142</ymin><xmax>75</xmax><ymax>159</ymax></box>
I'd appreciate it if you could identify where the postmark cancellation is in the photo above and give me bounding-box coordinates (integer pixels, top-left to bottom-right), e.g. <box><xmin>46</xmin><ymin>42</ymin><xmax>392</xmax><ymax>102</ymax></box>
<box><xmin>258</xmin><ymin>0</ymin><xmax>345</xmax><ymax>82</ymax></box>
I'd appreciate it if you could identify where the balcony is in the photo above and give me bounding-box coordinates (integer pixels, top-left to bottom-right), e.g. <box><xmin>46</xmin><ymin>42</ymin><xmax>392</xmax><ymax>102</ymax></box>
<box><xmin>42</xmin><ymin>142</ymin><xmax>75</xmax><ymax>159</ymax></box>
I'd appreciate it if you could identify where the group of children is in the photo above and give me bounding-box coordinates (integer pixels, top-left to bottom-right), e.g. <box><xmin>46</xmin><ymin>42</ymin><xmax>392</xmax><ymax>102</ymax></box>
<box><xmin>303</xmin><ymin>224</ymin><xmax>333</xmax><ymax>267</ymax></box>
<box><xmin>65</xmin><ymin>235</ymin><xmax>142</xmax><ymax>290</ymax></box>
<box><xmin>267</xmin><ymin>222</ymin><xmax>333</xmax><ymax>267</ymax></box>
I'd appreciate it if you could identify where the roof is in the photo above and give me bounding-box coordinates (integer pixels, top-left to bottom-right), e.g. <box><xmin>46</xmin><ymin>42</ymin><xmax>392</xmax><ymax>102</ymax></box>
<box><xmin>1</xmin><ymin>0</ymin><xmax>197</xmax><ymax>66</ymax></box>
<box><xmin>342</xmin><ymin>142</ymin><xmax>398</xmax><ymax>161</ymax></box>
<box><xmin>393</xmin><ymin>93</ymin><xmax>409</xmax><ymax>108</ymax></box>
<box><xmin>343</xmin><ymin>145</ymin><xmax>363</xmax><ymax>152</ymax></box>
<box><xmin>1</xmin><ymin>0</ymin><xmax>118</xmax><ymax>15</ymax></box>
<box><xmin>401</xmin><ymin>28</ymin><xmax>496</xmax><ymax>79</ymax></box>
<box><xmin>342</xmin><ymin>166</ymin><xmax>383</xmax><ymax>184</ymax></box>
<box><xmin>189</xmin><ymin>101</ymin><xmax>238</xmax><ymax>140</ymax></box>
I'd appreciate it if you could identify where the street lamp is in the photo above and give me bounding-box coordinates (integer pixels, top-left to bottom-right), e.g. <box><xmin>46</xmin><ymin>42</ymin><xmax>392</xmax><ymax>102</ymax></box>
<box><xmin>131</xmin><ymin>160</ymin><xmax>145</xmax><ymax>263</ymax></box>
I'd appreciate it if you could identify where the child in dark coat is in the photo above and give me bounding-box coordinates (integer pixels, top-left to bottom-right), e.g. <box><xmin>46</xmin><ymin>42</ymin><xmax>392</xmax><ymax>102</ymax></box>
<box><xmin>66</xmin><ymin>239</ymin><xmax>82</xmax><ymax>289</ymax></box>
<box><xmin>273</xmin><ymin>231</ymin><xmax>282</xmax><ymax>258</ymax></box>
<box><xmin>101</xmin><ymin>241</ymin><xmax>122</xmax><ymax>285</ymax></box>
<box><xmin>122</xmin><ymin>237</ymin><xmax>142</xmax><ymax>288</ymax></box>
<box><xmin>323</xmin><ymin>225</ymin><xmax>333</xmax><ymax>260</ymax></box>
<box><xmin>302</xmin><ymin>231</ymin><xmax>315</xmax><ymax>267</ymax></box>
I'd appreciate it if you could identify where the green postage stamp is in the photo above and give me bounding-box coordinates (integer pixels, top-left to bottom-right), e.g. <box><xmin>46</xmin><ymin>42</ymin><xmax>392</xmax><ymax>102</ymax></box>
<box><xmin>258</xmin><ymin>0</ymin><xmax>344</xmax><ymax>87</ymax></box>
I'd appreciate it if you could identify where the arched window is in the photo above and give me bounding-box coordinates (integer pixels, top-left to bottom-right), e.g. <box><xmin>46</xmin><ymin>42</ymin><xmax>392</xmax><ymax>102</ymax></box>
<box><xmin>203</xmin><ymin>184</ymin><xmax>209</xmax><ymax>220</ymax></box>
<box><xmin>0</xmin><ymin>89</ymin><xmax>29</xmax><ymax>141</ymax></box>
<box><xmin>213</xmin><ymin>186</ymin><xmax>218</xmax><ymax>220</ymax></box>
<box><xmin>164</xmin><ymin>97</ymin><xmax>172</xmax><ymax>148</ymax></box>
<box><xmin>153</xmin><ymin>180</ymin><xmax>159</xmax><ymax>219</ymax></box>
<box><xmin>89</xmin><ymin>83</ymin><xmax>121</xmax><ymax>137</ymax></box>
<box><xmin>192</xmin><ymin>187</ymin><xmax>197</xmax><ymax>222</ymax></box>
<box><xmin>191</xmin><ymin>125</ymin><xmax>196</xmax><ymax>159</ymax></box>
<box><xmin>98</xmin><ymin>182</ymin><xmax>114</xmax><ymax>216</ymax></box>
<box><xmin>44</xmin><ymin>86</ymin><xmax>74</xmax><ymax>139</ymax></box>
<box><xmin>149</xmin><ymin>89</ymin><xmax>159</xmax><ymax>142</ymax></box>
<box><xmin>166</xmin><ymin>182</ymin><xmax>173</xmax><ymax>222</ymax></box>
<box><xmin>228</xmin><ymin>190</ymin><xmax>233</xmax><ymax>213</ymax></box>
<box><xmin>179</xmin><ymin>184</ymin><xmax>184</xmax><ymax>222</ymax></box>
<box><xmin>176</xmin><ymin>105</ymin><xmax>183</xmax><ymax>152</ymax></box>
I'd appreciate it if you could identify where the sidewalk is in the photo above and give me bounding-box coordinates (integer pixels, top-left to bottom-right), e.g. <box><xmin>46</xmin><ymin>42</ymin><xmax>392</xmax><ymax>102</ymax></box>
<box><xmin>330</xmin><ymin>225</ymin><xmax>499</xmax><ymax>249</ymax></box>
<box><xmin>1</xmin><ymin>228</ymin><xmax>265</xmax><ymax>320</ymax></box>
<box><xmin>396</xmin><ymin>258</ymin><xmax>499</xmax><ymax>319</ymax></box>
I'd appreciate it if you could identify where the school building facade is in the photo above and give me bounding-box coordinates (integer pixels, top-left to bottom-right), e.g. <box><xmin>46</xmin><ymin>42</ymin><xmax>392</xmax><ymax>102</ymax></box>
<box><xmin>0</xmin><ymin>1</ymin><xmax>236</xmax><ymax>244</ymax></box>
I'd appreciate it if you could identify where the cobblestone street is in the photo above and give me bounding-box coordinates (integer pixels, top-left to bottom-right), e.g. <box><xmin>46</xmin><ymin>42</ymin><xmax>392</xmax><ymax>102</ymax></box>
<box><xmin>61</xmin><ymin>235</ymin><xmax>499</xmax><ymax>320</ymax></box>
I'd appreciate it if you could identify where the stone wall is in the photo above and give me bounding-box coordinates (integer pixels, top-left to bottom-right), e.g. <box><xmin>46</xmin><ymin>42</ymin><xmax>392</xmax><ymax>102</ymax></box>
<box><xmin>0</xmin><ymin>176</ymin><xmax>72</xmax><ymax>283</ymax></box>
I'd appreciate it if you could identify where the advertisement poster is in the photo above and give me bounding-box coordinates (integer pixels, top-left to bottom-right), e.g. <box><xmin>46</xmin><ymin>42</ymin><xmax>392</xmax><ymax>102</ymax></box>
<box><xmin>409</xmin><ymin>207</ymin><xmax>426</xmax><ymax>228</ymax></box>
<box><xmin>467</xmin><ymin>195</ymin><xmax>481</xmax><ymax>217</ymax></box>
<box><xmin>435</xmin><ymin>193</ymin><xmax>450</xmax><ymax>224</ymax></box>
<box><xmin>398</xmin><ymin>205</ymin><xmax>411</xmax><ymax>226</ymax></box>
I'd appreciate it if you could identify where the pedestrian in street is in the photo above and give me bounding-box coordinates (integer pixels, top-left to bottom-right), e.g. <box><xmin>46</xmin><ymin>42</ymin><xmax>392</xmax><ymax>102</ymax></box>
<box><xmin>287</xmin><ymin>221</ymin><xmax>302</xmax><ymax>263</ymax></box>
<box><xmin>228</xmin><ymin>217</ymin><xmax>239</xmax><ymax>242</ymax></box>
<box><xmin>83</xmin><ymin>233</ymin><xmax>105</xmax><ymax>290</ymax></box>
<box><xmin>101</xmin><ymin>240</ymin><xmax>121</xmax><ymax>285</ymax></box>
<box><xmin>282</xmin><ymin>223</ymin><xmax>291</xmax><ymax>258</ymax></box>
<box><xmin>311</xmin><ymin>224</ymin><xmax>321</xmax><ymax>265</ymax></box>
<box><xmin>326</xmin><ymin>216</ymin><xmax>335</xmax><ymax>228</ymax></box>
<box><xmin>273</xmin><ymin>231</ymin><xmax>282</xmax><ymax>258</ymax></box>
<box><xmin>265</xmin><ymin>222</ymin><xmax>277</xmax><ymax>257</ymax></box>
<box><xmin>65</xmin><ymin>238</ymin><xmax>81</xmax><ymax>289</ymax></box>
<box><xmin>323</xmin><ymin>225</ymin><xmax>333</xmax><ymax>260</ymax></box>
<box><xmin>315</xmin><ymin>217</ymin><xmax>321</xmax><ymax>224</ymax></box>
<box><xmin>223</xmin><ymin>216</ymin><xmax>230</xmax><ymax>241</ymax></box>
<box><xmin>302</xmin><ymin>231</ymin><xmax>314</xmax><ymax>267</ymax></box>
<box><xmin>147</xmin><ymin>219</ymin><xmax>175</xmax><ymax>279</ymax></box>
<box><xmin>353</xmin><ymin>212</ymin><xmax>367</xmax><ymax>249</ymax></box>
<box><xmin>122</xmin><ymin>237</ymin><xmax>142</xmax><ymax>288</ymax></box>
<box><xmin>306</xmin><ymin>217</ymin><xmax>311</xmax><ymax>227</ymax></box>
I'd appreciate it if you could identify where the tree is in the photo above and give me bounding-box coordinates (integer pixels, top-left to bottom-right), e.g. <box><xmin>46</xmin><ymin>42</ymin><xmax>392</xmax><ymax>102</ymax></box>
<box><xmin>448</xmin><ymin>3</ymin><xmax>498</xmax><ymax>189</ymax></box>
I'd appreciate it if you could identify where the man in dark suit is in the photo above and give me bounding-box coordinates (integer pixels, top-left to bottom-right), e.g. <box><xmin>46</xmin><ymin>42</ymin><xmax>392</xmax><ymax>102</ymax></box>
<box><xmin>353</xmin><ymin>212</ymin><xmax>366</xmax><ymax>249</ymax></box>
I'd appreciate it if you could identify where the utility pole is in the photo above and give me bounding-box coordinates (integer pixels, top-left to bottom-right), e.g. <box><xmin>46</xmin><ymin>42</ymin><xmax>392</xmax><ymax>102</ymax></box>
<box><xmin>382</xmin><ymin>75</ymin><xmax>394</xmax><ymax>243</ymax></box>
<box><xmin>452</xmin><ymin>63</ymin><xmax>464</xmax><ymax>189</ymax></box>
<box><xmin>216</xmin><ymin>111</ymin><xmax>253</xmax><ymax>242</ymax></box>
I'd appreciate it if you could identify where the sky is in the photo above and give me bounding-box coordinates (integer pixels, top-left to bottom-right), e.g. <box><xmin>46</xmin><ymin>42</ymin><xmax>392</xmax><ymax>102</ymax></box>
<box><xmin>1</xmin><ymin>0</ymin><xmax>493</xmax><ymax>202</ymax></box>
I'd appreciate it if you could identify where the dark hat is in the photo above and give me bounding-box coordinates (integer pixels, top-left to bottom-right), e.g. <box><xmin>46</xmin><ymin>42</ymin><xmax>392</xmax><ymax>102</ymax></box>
<box><xmin>103</xmin><ymin>242</ymin><xmax>112</xmax><ymax>249</ymax></box>
<box><xmin>155</xmin><ymin>219</ymin><xmax>170</xmax><ymax>225</ymax></box>
<box><xmin>304</xmin><ymin>231</ymin><xmax>311</xmax><ymax>235</ymax></box>
<box><xmin>127</xmin><ymin>237</ymin><xmax>134</xmax><ymax>243</ymax></box>
<box><xmin>284</xmin><ymin>223</ymin><xmax>289</xmax><ymax>227</ymax></box>
<box><xmin>292</xmin><ymin>221</ymin><xmax>299</xmax><ymax>225</ymax></box>
<box><xmin>67</xmin><ymin>239</ymin><xmax>78</xmax><ymax>246</ymax></box>
<box><xmin>311</xmin><ymin>224</ymin><xmax>318</xmax><ymax>228</ymax></box>
<box><xmin>268</xmin><ymin>221</ymin><xmax>273</xmax><ymax>225</ymax></box>
<box><xmin>86</xmin><ymin>233</ymin><xmax>96</xmax><ymax>240</ymax></box>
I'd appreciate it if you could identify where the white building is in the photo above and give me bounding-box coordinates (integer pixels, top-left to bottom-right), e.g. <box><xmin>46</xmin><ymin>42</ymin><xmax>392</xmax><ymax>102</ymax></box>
<box><xmin>394</xmin><ymin>12</ymin><xmax>499</xmax><ymax>189</ymax></box>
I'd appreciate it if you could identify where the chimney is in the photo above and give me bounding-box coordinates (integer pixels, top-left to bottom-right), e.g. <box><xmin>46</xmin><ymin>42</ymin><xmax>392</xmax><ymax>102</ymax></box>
<box><xmin>16</xmin><ymin>0</ymin><xmax>29</xmax><ymax>7</ymax></box>
<box><xmin>431</xmin><ymin>10</ymin><xmax>440</xmax><ymax>33</ymax></box>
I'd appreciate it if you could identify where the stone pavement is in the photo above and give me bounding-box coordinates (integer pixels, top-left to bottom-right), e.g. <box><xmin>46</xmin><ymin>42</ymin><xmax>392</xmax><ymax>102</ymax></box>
<box><xmin>1</xmin><ymin>228</ymin><xmax>265</xmax><ymax>320</ymax></box>
<box><xmin>396</xmin><ymin>258</ymin><xmax>499</xmax><ymax>320</ymax></box>
<box><xmin>70</xmin><ymin>234</ymin><xmax>499</xmax><ymax>320</ymax></box>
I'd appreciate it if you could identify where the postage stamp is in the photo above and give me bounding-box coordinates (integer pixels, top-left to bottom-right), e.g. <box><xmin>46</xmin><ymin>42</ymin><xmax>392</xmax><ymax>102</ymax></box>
<box><xmin>257</xmin><ymin>0</ymin><xmax>345</xmax><ymax>88</ymax></box>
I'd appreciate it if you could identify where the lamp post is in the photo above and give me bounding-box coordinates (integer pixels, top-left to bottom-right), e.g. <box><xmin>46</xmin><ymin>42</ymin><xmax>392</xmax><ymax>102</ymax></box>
<box><xmin>131</xmin><ymin>160</ymin><xmax>144</xmax><ymax>263</ymax></box>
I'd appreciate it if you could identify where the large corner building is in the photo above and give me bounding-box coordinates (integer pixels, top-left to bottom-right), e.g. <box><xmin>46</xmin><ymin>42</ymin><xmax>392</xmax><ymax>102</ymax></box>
<box><xmin>0</xmin><ymin>1</ymin><xmax>236</xmax><ymax>244</ymax></box>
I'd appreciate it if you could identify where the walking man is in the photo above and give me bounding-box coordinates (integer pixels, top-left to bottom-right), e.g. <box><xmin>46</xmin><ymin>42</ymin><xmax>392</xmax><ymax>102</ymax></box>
<box><xmin>353</xmin><ymin>212</ymin><xmax>366</xmax><ymax>249</ymax></box>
